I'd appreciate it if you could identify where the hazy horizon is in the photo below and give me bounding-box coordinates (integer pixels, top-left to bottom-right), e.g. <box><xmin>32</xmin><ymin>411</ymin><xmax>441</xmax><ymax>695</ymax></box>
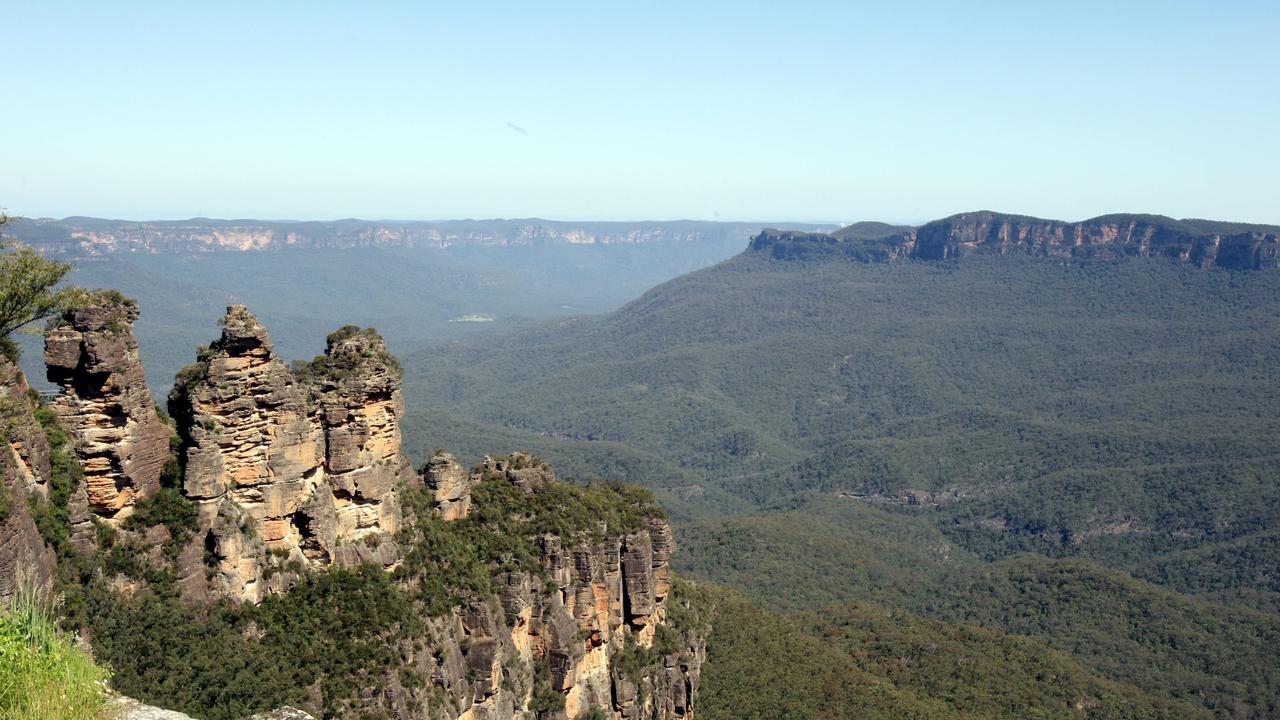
<box><xmin>13</xmin><ymin>208</ymin><xmax>1280</xmax><ymax>229</ymax></box>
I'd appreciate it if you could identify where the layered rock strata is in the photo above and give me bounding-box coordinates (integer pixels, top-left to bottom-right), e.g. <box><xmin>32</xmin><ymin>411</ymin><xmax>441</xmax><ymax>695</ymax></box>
<box><xmin>168</xmin><ymin>306</ymin><xmax>408</xmax><ymax>601</ymax></box>
<box><xmin>43</xmin><ymin>295</ymin><xmax>171</xmax><ymax>523</ymax></box>
<box><xmin>751</xmin><ymin>211</ymin><xmax>1280</xmax><ymax>269</ymax></box>
<box><xmin>0</xmin><ymin>357</ymin><xmax>56</xmax><ymax>601</ymax></box>
<box><xmin>363</xmin><ymin>514</ymin><xmax>699</xmax><ymax>720</ymax></box>
<box><xmin>395</xmin><ymin>451</ymin><xmax>701</xmax><ymax>719</ymax></box>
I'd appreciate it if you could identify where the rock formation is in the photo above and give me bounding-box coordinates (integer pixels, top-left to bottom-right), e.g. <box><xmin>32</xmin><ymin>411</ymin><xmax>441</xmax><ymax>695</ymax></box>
<box><xmin>43</xmin><ymin>294</ymin><xmax>172</xmax><ymax>523</ymax></box>
<box><xmin>0</xmin><ymin>357</ymin><xmax>56</xmax><ymax>601</ymax></box>
<box><xmin>305</xmin><ymin>325</ymin><xmax>411</xmax><ymax>564</ymax></box>
<box><xmin>750</xmin><ymin>211</ymin><xmax>1280</xmax><ymax>269</ymax></box>
<box><xmin>5</xmin><ymin>300</ymin><xmax>704</xmax><ymax>719</ymax></box>
<box><xmin>423</xmin><ymin>451</ymin><xmax>557</xmax><ymax>521</ymax></box>
<box><xmin>423</xmin><ymin>451</ymin><xmax>476</xmax><ymax>520</ymax></box>
<box><xmin>375</xmin><ymin>501</ymin><xmax>700</xmax><ymax>720</ymax></box>
<box><xmin>168</xmin><ymin>307</ymin><xmax>410</xmax><ymax>602</ymax></box>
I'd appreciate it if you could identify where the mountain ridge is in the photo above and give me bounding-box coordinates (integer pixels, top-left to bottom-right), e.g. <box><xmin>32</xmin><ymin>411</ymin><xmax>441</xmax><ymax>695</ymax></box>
<box><xmin>753</xmin><ymin>210</ymin><xmax>1280</xmax><ymax>269</ymax></box>
<box><xmin>7</xmin><ymin>217</ymin><xmax>837</xmax><ymax>255</ymax></box>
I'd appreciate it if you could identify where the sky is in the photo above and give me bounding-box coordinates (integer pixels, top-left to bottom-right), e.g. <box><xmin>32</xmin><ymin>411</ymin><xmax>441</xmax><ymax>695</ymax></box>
<box><xmin>4</xmin><ymin>1</ymin><xmax>1279</xmax><ymax>224</ymax></box>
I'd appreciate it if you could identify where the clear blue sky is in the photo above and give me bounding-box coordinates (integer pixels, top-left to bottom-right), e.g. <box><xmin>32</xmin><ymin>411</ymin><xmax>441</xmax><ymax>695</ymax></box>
<box><xmin>5</xmin><ymin>1</ymin><xmax>1278</xmax><ymax>224</ymax></box>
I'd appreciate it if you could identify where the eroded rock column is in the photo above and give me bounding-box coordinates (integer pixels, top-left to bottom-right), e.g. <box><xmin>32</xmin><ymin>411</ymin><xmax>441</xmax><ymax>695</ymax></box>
<box><xmin>169</xmin><ymin>305</ymin><xmax>326</xmax><ymax>601</ymax></box>
<box><xmin>305</xmin><ymin>326</ymin><xmax>409</xmax><ymax>566</ymax></box>
<box><xmin>44</xmin><ymin>294</ymin><xmax>171</xmax><ymax>523</ymax></box>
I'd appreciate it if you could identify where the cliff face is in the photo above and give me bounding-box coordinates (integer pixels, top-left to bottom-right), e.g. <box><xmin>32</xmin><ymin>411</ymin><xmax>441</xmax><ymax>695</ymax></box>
<box><xmin>168</xmin><ymin>307</ymin><xmax>408</xmax><ymax>602</ymax></box>
<box><xmin>0</xmin><ymin>357</ymin><xmax>56</xmax><ymax>602</ymax></box>
<box><xmin>911</xmin><ymin>211</ymin><xmax>1280</xmax><ymax>268</ymax></box>
<box><xmin>751</xmin><ymin>211</ymin><xmax>1280</xmax><ymax>270</ymax></box>
<box><xmin>43</xmin><ymin>296</ymin><xmax>172</xmax><ymax>524</ymax></box>
<box><xmin>305</xmin><ymin>326</ymin><xmax>413</xmax><ymax>562</ymax></box>
<box><xmin>386</xmin><ymin>454</ymin><xmax>700</xmax><ymax>720</ymax></box>
<box><xmin>7</xmin><ymin>217</ymin><xmax>827</xmax><ymax>256</ymax></box>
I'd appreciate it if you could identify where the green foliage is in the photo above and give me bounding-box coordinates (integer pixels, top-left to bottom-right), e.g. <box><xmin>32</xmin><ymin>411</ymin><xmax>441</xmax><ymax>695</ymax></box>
<box><xmin>675</xmin><ymin>499</ymin><xmax>969</xmax><ymax>612</ymax></box>
<box><xmin>399</xmin><ymin>254</ymin><xmax>1280</xmax><ymax>593</ymax></box>
<box><xmin>0</xmin><ymin>338</ymin><xmax>18</xmax><ymax>364</ymax></box>
<box><xmin>687</xmin><ymin>581</ymin><xmax>1209</xmax><ymax>720</ymax></box>
<box><xmin>122</xmin><ymin>487</ymin><xmax>197</xmax><ymax>561</ymax></box>
<box><xmin>325</xmin><ymin>324</ymin><xmax>362</xmax><ymax>346</ymax></box>
<box><xmin>0</xmin><ymin>578</ymin><xmax>110</xmax><ymax>720</ymax></box>
<box><xmin>46</xmin><ymin>288</ymin><xmax>138</xmax><ymax>336</ymax></box>
<box><xmin>921</xmin><ymin>557</ymin><xmax>1280</xmax><ymax>718</ymax></box>
<box><xmin>67</xmin><ymin>566</ymin><xmax>415</xmax><ymax>720</ymax></box>
<box><xmin>168</xmin><ymin>359</ymin><xmax>210</xmax><ymax>407</ymax></box>
<box><xmin>292</xmin><ymin>325</ymin><xmax>401</xmax><ymax>385</ymax></box>
<box><xmin>59</xmin><ymin>466</ymin><xmax>664</xmax><ymax>719</ymax></box>
<box><xmin>0</xmin><ymin>216</ymin><xmax>75</xmax><ymax>344</ymax></box>
<box><xmin>677</xmin><ymin>503</ymin><xmax>1280</xmax><ymax>719</ymax></box>
<box><xmin>396</xmin><ymin>249</ymin><xmax>1280</xmax><ymax>720</ymax></box>
<box><xmin>528</xmin><ymin>658</ymin><xmax>565</xmax><ymax>717</ymax></box>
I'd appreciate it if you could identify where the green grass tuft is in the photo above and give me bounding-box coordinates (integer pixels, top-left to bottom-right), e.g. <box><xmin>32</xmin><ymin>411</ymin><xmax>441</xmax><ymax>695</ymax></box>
<box><xmin>0</xmin><ymin>578</ymin><xmax>110</xmax><ymax>720</ymax></box>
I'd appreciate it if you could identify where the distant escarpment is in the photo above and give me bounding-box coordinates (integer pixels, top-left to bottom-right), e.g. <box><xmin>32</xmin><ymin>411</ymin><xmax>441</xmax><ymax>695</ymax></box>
<box><xmin>2</xmin><ymin>296</ymin><xmax>702</xmax><ymax>720</ymax></box>
<box><xmin>7</xmin><ymin>216</ymin><xmax>833</xmax><ymax>256</ymax></box>
<box><xmin>750</xmin><ymin>211</ymin><xmax>1280</xmax><ymax>269</ymax></box>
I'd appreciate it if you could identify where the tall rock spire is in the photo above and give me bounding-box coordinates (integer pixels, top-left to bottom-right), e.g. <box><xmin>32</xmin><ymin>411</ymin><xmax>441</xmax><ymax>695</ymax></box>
<box><xmin>44</xmin><ymin>292</ymin><xmax>171</xmax><ymax>523</ymax></box>
<box><xmin>168</xmin><ymin>307</ymin><xmax>406</xmax><ymax>601</ymax></box>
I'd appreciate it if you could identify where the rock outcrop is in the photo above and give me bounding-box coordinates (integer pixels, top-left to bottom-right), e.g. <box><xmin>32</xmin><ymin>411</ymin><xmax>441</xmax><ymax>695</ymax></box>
<box><xmin>43</xmin><ymin>294</ymin><xmax>171</xmax><ymax>523</ymax></box>
<box><xmin>371</xmin><ymin>509</ymin><xmax>700</xmax><ymax>720</ymax></box>
<box><xmin>169</xmin><ymin>306</ymin><xmax>409</xmax><ymax>602</ymax></box>
<box><xmin>305</xmin><ymin>325</ymin><xmax>411</xmax><ymax>565</ymax></box>
<box><xmin>750</xmin><ymin>211</ymin><xmax>1280</xmax><ymax>270</ymax></box>
<box><xmin>423</xmin><ymin>451</ymin><xmax>476</xmax><ymax>520</ymax></box>
<box><xmin>423</xmin><ymin>451</ymin><xmax>557</xmax><ymax>521</ymax></box>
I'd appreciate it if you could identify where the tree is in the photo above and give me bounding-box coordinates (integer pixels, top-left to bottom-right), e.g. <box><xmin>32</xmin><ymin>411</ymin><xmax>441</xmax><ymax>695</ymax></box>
<box><xmin>0</xmin><ymin>213</ymin><xmax>74</xmax><ymax>357</ymax></box>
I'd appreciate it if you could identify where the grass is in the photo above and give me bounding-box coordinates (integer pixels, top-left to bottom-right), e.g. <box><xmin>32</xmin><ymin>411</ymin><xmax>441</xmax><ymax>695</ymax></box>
<box><xmin>0</xmin><ymin>577</ymin><xmax>110</xmax><ymax>720</ymax></box>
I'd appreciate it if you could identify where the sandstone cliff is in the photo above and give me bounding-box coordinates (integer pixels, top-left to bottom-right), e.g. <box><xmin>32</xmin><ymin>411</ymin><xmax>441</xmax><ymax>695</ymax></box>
<box><xmin>43</xmin><ymin>293</ymin><xmax>172</xmax><ymax>524</ymax></box>
<box><xmin>379</xmin><ymin>456</ymin><xmax>701</xmax><ymax>720</ymax></box>
<box><xmin>0</xmin><ymin>357</ymin><xmax>56</xmax><ymax>601</ymax></box>
<box><xmin>8</xmin><ymin>217</ymin><xmax>826</xmax><ymax>255</ymax></box>
<box><xmin>167</xmin><ymin>307</ymin><xmax>408</xmax><ymax>602</ymax></box>
<box><xmin>750</xmin><ymin>211</ymin><xmax>1280</xmax><ymax>270</ymax></box>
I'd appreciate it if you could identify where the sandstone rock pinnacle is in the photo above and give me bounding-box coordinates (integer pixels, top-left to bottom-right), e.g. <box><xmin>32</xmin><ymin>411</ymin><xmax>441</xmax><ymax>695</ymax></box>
<box><xmin>44</xmin><ymin>292</ymin><xmax>172</xmax><ymax>523</ymax></box>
